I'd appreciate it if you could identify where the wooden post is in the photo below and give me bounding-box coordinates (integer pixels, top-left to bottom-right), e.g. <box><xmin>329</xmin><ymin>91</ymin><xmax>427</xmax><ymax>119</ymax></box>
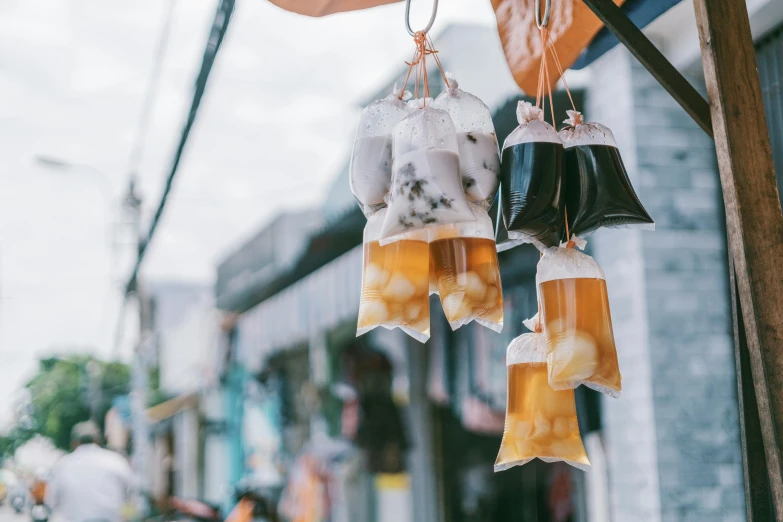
<box><xmin>694</xmin><ymin>0</ymin><xmax>783</xmax><ymax>515</ymax></box>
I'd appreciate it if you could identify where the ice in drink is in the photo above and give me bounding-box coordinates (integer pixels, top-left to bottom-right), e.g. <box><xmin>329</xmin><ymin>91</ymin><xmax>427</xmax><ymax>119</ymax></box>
<box><xmin>429</xmin><ymin>236</ymin><xmax>503</xmax><ymax>331</ymax></box>
<box><xmin>539</xmin><ymin>277</ymin><xmax>622</xmax><ymax>396</ymax></box>
<box><xmin>357</xmin><ymin>239</ymin><xmax>430</xmax><ymax>342</ymax></box>
<box><xmin>495</xmin><ymin>361</ymin><xmax>590</xmax><ymax>471</ymax></box>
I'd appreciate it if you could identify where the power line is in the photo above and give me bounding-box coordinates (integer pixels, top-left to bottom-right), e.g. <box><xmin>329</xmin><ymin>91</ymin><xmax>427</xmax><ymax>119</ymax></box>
<box><xmin>125</xmin><ymin>0</ymin><xmax>177</xmax><ymax>183</ymax></box>
<box><xmin>124</xmin><ymin>0</ymin><xmax>236</xmax><ymax>297</ymax></box>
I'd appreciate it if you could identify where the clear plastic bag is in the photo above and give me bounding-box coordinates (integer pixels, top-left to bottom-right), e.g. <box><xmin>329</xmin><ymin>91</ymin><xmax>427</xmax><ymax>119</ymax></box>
<box><xmin>558</xmin><ymin>110</ymin><xmax>654</xmax><ymax>236</ymax></box>
<box><xmin>429</xmin><ymin>204</ymin><xmax>503</xmax><ymax>332</ymax></box>
<box><xmin>500</xmin><ymin>101</ymin><xmax>565</xmax><ymax>249</ymax></box>
<box><xmin>433</xmin><ymin>74</ymin><xmax>500</xmax><ymax>208</ymax></box>
<box><xmin>350</xmin><ymin>85</ymin><xmax>412</xmax><ymax>217</ymax></box>
<box><xmin>494</xmin><ymin>328</ymin><xmax>591</xmax><ymax>472</ymax></box>
<box><xmin>356</xmin><ymin>209</ymin><xmax>431</xmax><ymax>342</ymax></box>
<box><xmin>537</xmin><ymin>243</ymin><xmax>622</xmax><ymax>397</ymax></box>
<box><xmin>380</xmin><ymin>103</ymin><xmax>474</xmax><ymax>242</ymax></box>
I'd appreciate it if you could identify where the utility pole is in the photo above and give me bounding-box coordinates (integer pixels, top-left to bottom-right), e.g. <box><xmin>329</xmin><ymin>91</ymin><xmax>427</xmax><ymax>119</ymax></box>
<box><xmin>124</xmin><ymin>179</ymin><xmax>151</xmax><ymax>516</ymax></box>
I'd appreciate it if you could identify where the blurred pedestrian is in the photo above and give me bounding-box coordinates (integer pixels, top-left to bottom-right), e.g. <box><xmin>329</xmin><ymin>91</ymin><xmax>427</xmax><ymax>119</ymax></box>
<box><xmin>45</xmin><ymin>421</ymin><xmax>134</xmax><ymax>522</ymax></box>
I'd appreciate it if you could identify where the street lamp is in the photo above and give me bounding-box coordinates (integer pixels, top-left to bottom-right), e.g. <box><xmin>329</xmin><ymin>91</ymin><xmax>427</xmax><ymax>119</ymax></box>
<box><xmin>34</xmin><ymin>155</ymin><xmax>115</xmax><ymax>205</ymax></box>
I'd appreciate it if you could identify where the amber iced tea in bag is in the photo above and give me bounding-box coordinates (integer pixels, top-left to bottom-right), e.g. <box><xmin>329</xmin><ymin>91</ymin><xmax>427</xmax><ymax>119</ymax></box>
<box><xmin>537</xmin><ymin>245</ymin><xmax>622</xmax><ymax>397</ymax></box>
<box><xmin>558</xmin><ymin>110</ymin><xmax>654</xmax><ymax>236</ymax></box>
<box><xmin>357</xmin><ymin>210</ymin><xmax>431</xmax><ymax>342</ymax></box>
<box><xmin>430</xmin><ymin>205</ymin><xmax>503</xmax><ymax>332</ymax></box>
<box><xmin>495</xmin><ymin>331</ymin><xmax>590</xmax><ymax>472</ymax></box>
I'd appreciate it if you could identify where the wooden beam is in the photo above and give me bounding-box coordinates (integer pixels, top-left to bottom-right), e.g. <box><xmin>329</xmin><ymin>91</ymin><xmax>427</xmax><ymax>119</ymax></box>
<box><xmin>731</xmin><ymin>259</ymin><xmax>774</xmax><ymax>521</ymax></box>
<box><xmin>581</xmin><ymin>0</ymin><xmax>713</xmax><ymax>137</ymax></box>
<box><xmin>694</xmin><ymin>0</ymin><xmax>783</xmax><ymax>515</ymax></box>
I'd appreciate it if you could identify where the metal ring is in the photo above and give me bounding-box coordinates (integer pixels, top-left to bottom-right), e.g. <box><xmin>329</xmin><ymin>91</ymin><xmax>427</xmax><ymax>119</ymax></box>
<box><xmin>405</xmin><ymin>0</ymin><xmax>439</xmax><ymax>36</ymax></box>
<box><xmin>535</xmin><ymin>0</ymin><xmax>551</xmax><ymax>29</ymax></box>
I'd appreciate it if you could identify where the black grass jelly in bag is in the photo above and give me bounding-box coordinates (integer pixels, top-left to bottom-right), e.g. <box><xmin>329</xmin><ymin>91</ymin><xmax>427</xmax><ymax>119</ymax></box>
<box><xmin>500</xmin><ymin>101</ymin><xmax>565</xmax><ymax>249</ymax></box>
<box><xmin>558</xmin><ymin>110</ymin><xmax>654</xmax><ymax>236</ymax></box>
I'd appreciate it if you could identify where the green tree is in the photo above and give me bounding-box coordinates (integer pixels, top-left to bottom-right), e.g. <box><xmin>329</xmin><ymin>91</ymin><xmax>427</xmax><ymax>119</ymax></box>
<box><xmin>25</xmin><ymin>356</ymin><xmax>131</xmax><ymax>451</ymax></box>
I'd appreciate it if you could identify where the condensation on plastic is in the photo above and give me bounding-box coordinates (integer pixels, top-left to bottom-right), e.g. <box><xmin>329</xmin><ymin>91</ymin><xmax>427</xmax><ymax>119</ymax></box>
<box><xmin>429</xmin><ymin>204</ymin><xmax>504</xmax><ymax>332</ymax></box>
<box><xmin>502</xmin><ymin>101</ymin><xmax>563</xmax><ymax>148</ymax></box>
<box><xmin>433</xmin><ymin>74</ymin><xmax>500</xmax><ymax>207</ymax></box>
<box><xmin>350</xmin><ymin>85</ymin><xmax>413</xmax><ymax>217</ymax></box>
<box><xmin>500</xmin><ymin>101</ymin><xmax>565</xmax><ymax>249</ymax></box>
<box><xmin>356</xmin><ymin>209</ymin><xmax>431</xmax><ymax>342</ymax></box>
<box><xmin>494</xmin><ymin>331</ymin><xmax>591</xmax><ymax>473</ymax></box>
<box><xmin>558</xmin><ymin>110</ymin><xmax>655</xmax><ymax>236</ymax></box>
<box><xmin>536</xmin><ymin>245</ymin><xmax>622</xmax><ymax>398</ymax></box>
<box><xmin>380</xmin><ymin>106</ymin><xmax>475</xmax><ymax>242</ymax></box>
<box><xmin>557</xmin><ymin>110</ymin><xmax>618</xmax><ymax>148</ymax></box>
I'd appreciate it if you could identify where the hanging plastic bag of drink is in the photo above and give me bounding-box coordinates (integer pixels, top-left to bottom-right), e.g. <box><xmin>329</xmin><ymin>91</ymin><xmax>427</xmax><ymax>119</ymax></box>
<box><xmin>429</xmin><ymin>204</ymin><xmax>503</xmax><ymax>332</ymax></box>
<box><xmin>356</xmin><ymin>209</ymin><xmax>431</xmax><ymax>342</ymax></box>
<box><xmin>500</xmin><ymin>101</ymin><xmax>565</xmax><ymax>249</ymax></box>
<box><xmin>495</xmin><ymin>319</ymin><xmax>590</xmax><ymax>471</ymax></box>
<box><xmin>380</xmin><ymin>101</ymin><xmax>475</xmax><ymax>242</ymax></box>
<box><xmin>558</xmin><ymin>110</ymin><xmax>654</xmax><ymax>236</ymax></box>
<box><xmin>350</xmin><ymin>85</ymin><xmax>413</xmax><ymax>216</ymax></box>
<box><xmin>432</xmin><ymin>73</ymin><xmax>500</xmax><ymax>208</ymax></box>
<box><xmin>537</xmin><ymin>242</ymin><xmax>622</xmax><ymax>397</ymax></box>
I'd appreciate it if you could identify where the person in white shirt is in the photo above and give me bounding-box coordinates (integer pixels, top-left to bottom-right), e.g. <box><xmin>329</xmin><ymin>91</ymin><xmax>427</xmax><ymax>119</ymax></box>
<box><xmin>45</xmin><ymin>421</ymin><xmax>134</xmax><ymax>522</ymax></box>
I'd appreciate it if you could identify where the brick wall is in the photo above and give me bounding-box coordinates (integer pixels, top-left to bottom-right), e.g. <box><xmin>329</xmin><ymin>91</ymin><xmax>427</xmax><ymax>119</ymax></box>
<box><xmin>587</xmin><ymin>48</ymin><xmax>745</xmax><ymax>521</ymax></box>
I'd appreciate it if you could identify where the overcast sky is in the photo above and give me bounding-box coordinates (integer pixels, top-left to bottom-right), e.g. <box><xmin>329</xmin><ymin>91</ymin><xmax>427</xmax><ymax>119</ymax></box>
<box><xmin>0</xmin><ymin>0</ymin><xmax>498</xmax><ymax>428</ymax></box>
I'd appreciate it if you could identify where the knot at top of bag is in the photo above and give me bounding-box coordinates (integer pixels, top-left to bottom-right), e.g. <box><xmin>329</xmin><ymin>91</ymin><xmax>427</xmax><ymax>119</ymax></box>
<box><xmin>407</xmin><ymin>97</ymin><xmax>434</xmax><ymax>110</ymax></box>
<box><xmin>563</xmin><ymin>110</ymin><xmax>584</xmax><ymax>126</ymax></box>
<box><xmin>558</xmin><ymin>112</ymin><xmax>617</xmax><ymax>149</ymax></box>
<box><xmin>505</xmin><ymin>332</ymin><xmax>547</xmax><ymax>366</ymax></box>
<box><xmin>445</xmin><ymin>72</ymin><xmax>459</xmax><ymax>93</ymax></box>
<box><xmin>536</xmin><ymin>245</ymin><xmax>605</xmax><ymax>285</ymax></box>
<box><xmin>522</xmin><ymin>312</ymin><xmax>542</xmax><ymax>333</ymax></box>
<box><xmin>516</xmin><ymin>101</ymin><xmax>544</xmax><ymax>124</ymax></box>
<box><xmin>392</xmin><ymin>82</ymin><xmax>412</xmax><ymax>101</ymax></box>
<box><xmin>502</xmin><ymin>101</ymin><xmax>560</xmax><ymax>149</ymax></box>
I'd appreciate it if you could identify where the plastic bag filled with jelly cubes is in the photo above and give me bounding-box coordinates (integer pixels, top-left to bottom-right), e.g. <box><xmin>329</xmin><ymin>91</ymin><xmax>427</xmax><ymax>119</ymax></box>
<box><xmin>494</xmin><ymin>321</ymin><xmax>590</xmax><ymax>472</ymax></box>
<box><xmin>429</xmin><ymin>204</ymin><xmax>504</xmax><ymax>332</ymax></box>
<box><xmin>380</xmin><ymin>101</ymin><xmax>475</xmax><ymax>242</ymax></box>
<box><xmin>500</xmin><ymin>101</ymin><xmax>565</xmax><ymax>249</ymax></box>
<box><xmin>558</xmin><ymin>110</ymin><xmax>654</xmax><ymax>236</ymax></box>
<box><xmin>433</xmin><ymin>74</ymin><xmax>500</xmax><ymax>208</ymax></box>
<box><xmin>536</xmin><ymin>241</ymin><xmax>622</xmax><ymax>397</ymax></box>
<box><xmin>356</xmin><ymin>208</ymin><xmax>431</xmax><ymax>342</ymax></box>
<box><xmin>350</xmin><ymin>85</ymin><xmax>413</xmax><ymax>217</ymax></box>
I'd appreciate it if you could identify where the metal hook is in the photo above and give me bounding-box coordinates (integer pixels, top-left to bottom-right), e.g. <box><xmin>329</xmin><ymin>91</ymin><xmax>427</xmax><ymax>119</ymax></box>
<box><xmin>405</xmin><ymin>0</ymin><xmax>439</xmax><ymax>37</ymax></box>
<box><xmin>535</xmin><ymin>0</ymin><xmax>551</xmax><ymax>29</ymax></box>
